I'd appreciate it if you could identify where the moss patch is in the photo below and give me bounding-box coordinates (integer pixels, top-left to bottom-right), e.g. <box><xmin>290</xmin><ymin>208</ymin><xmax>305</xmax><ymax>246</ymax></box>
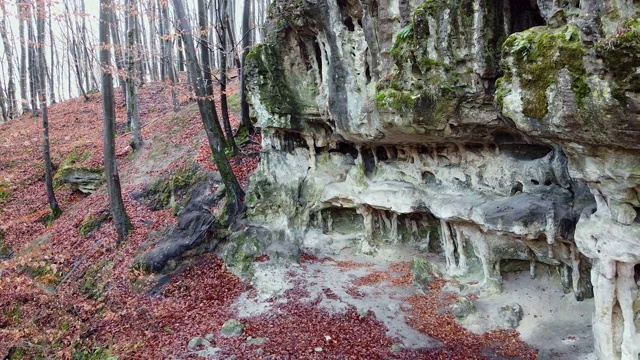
<box><xmin>18</xmin><ymin>260</ymin><xmax>63</xmax><ymax>288</ymax></box>
<box><xmin>79</xmin><ymin>212</ymin><xmax>109</xmax><ymax>237</ymax></box>
<box><xmin>598</xmin><ymin>18</ymin><xmax>640</xmax><ymax>96</ymax></box>
<box><xmin>223</xmin><ymin>231</ymin><xmax>263</xmax><ymax>280</ymax></box>
<box><xmin>53</xmin><ymin>149</ymin><xmax>93</xmax><ymax>187</ymax></box>
<box><xmin>376</xmin><ymin>89</ymin><xmax>417</xmax><ymax>112</ymax></box>
<box><xmin>0</xmin><ymin>181</ymin><xmax>10</xmax><ymax>202</ymax></box>
<box><xmin>377</xmin><ymin>2</ymin><xmax>466</xmax><ymax>129</ymax></box>
<box><xmin>246</xmin><ymin>43</ymin><xmax>301</xmax><ymax>115</ymax></box>
<box><xmin>499</xmin><ymin>24</ymin><xmax>588</xmax><ymax>119</ymax></box>
<box><xmin>81</xmin><ymin>260</ymin><xmax>113</xmax><ymax>300</ymax></box>
<box><xmin>227</xmin><ymin>92</ymin><xmax>241</xmax><ymax>113</ymax></box>
<box><xmin>71</xmin><ymin>341</ymin><xmax>118</xmax><ymax>360</ymax></box>
<box><xmin>143</xmin><ymin>163</ymin><xmax>206</xmax><ymax>215</ymax></box>
<box><xmin>0</xmin><ymin>231</ymin><xmax>12</xmax><ymax>259</ymax></box>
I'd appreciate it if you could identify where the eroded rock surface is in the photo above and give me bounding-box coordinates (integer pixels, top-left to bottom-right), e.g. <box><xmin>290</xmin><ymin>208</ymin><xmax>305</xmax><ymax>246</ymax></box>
<box><xmin>245</xmin><ymin>1</ymin><xmax>640</xmax><ymax>359</ymax></box>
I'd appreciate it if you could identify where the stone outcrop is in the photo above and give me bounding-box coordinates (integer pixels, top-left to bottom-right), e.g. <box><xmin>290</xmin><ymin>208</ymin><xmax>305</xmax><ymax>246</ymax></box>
<box><xmin>55</xmin><ymin>167</ymin><xmax>104</xmax><ymax>193</ymax></box>
<box><xmin>136</xmin><ymin>173</ymin><xmax>222</xmax><ymax>272</ymax></box>
<box><xmin>244</xmin><ymin>1</ymin><xmax>640</xmax><ymax>359</ymax></box>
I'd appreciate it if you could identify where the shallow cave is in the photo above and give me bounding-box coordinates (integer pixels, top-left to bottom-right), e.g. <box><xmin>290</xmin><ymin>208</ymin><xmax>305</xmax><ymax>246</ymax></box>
<box><xmin>275</xmin><ymin>130</ymin><xmax>308</xmax><ymax>153</ymax></box>
<box><xmin>509</xmin><ymin>0</ymin><xmax>545</xmax><ymax>33</ymax></box>
<box><xmin>500</xmin><ymin>143</ymin><xmax>553</xmax><ymax>161</ymax></box>
<box><xmin>328</xmin><ymin>141</ymin><xmax>359</xmax><ymax>160</ymax></box>
<box><xmin>319</xmin><ymin>207</ymin><xmax>364</xmax><ymax>234</ymax></box>
<box><xmin>362</xmin><ymin>147</ymin><xmax>376</xmax><ymax>176</ymax></box>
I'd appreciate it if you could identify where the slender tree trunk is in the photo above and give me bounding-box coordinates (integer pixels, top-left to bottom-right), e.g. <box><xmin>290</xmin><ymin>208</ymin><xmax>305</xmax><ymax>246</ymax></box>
<box><xmin>216</xmin><ymin>0</ymin><xmax>237</xmax><ymax>152</ymax></box>
<box><xmin>110</xmin><ymin>5</ymin><xmax>128</xmax><ymax>101</ymax></box>
<box><xmin>0</xmin><ymin>82</ymin><xmax>7</xmax><ymax>122</ymax></box>
<box><xmin>79</xmin><ymin>0</ymin><xmax>96</xmax><ymax>91</ymax></box>
<box><xmin>126</xmin><ymin>0</ymin><xmax>143</xmax><ymax>150</ymax></box>
<box><xmin>136</xmin><ymin>9</ymin><xmax>148</xmax><ymax>84</ymax></box>
<box><xmin>239</xmin><ymin>0</ymin><xmax>253</xmax><ymax>134</ymax></box>
<box><xmin>174</xmin><ymin>0</ymin><xmax>244</xmax><ymax>219</ymax></box>
<box><xmin>27</xmin><ymin>6</ymin><xmax>39</xmax><ymax>116</ymax></box>
<box><xmin>18</xmin><ymin>1</ymin><xmax>30</xmax><ymax>113</ymax></box>
<box><xmin>148</xmin><ymin>0</ymin><xmax>159</xmax><ymax>82</ymax></box>
<box><xmin>224</xmin><ymin>0</ymin><xmax>241</xmax><ymax>69</ymax></box>
<box><xmin>177</xmin><ymin>37</ymin><xmax>185</xmax><ymax>71</ymax></box>
<box><xmin>36</xmin><ymin>0</ymin><xmax>61</xmax><ymax>219</ymax></box>
<box><xmin>47</xmin><ymin>6</ymin><xmax>56</xmax><ymax>104</ymax></box>
<box><xmin>160</xmin><ymin>0</ymin><xmax>180</xmax><ymax>112</ymax></box>
<box><xmin>0</xmin><ymin>2</ymin><xmax>17</xmax><ymax>118</ymax></box>
<box><xmin>198</xmin><ymin>0</ymin><xmax>229</xmax><ymax>151</ymax></box>
<box><xmin>64</xmin><ymin>0</ymin><xmax>89</xmax><ymax>101</ymax></box>
<box><xmin>100</xmin><ymin>0</ymin><xmax>131</xmax><ymax>244</ymax></box>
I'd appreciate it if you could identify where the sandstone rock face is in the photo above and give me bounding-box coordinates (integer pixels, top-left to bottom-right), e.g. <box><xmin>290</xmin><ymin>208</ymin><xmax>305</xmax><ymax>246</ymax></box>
<box><xmin>245</xmin><ymin>1</ymin><xmax>640</xmax><ymax>359</ymax></box>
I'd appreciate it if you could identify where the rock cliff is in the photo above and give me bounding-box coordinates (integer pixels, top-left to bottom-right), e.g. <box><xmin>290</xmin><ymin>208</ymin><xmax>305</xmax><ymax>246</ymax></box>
<box><xmin>244</xmin><ymin>1</ymin><xmax>640</xmax><ymax>359</ymax></box>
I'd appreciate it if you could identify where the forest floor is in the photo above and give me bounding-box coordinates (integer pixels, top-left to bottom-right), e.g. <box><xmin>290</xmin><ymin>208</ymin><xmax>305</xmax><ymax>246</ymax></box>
<box><xmin>0</xmin><ymin>83</ymin><xmax>591</xmax><ymax>359</ymax></box>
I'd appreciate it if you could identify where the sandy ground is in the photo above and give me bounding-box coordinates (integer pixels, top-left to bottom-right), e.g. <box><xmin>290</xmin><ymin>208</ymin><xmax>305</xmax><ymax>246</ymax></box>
<box><xmin>232</xmin><ymin>243</ymin><xmax>595</xmax><ymax>359</ymax></box>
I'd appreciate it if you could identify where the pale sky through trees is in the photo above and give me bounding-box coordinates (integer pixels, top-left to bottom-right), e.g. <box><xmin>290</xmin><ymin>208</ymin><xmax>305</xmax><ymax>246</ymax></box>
<box><xmin>0</xmin><ymin>0</ymin><xmax>270</xmax><ymax>114</ymax></box>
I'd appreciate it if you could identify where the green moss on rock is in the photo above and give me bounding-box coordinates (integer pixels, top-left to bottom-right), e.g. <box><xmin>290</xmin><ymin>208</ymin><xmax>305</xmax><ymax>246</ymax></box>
<box><xmin>376</xmin><ymin>89</ymin><xmax>417</xmax><ymax>112</ymax></box>
<box><xmin>246</xmin><ymin>43</ymin><xmax>301</xmax><ymax>115</ymax></box>
<box><xmin>499</xmin><ymin>24</ymin><xmax>589</xmax><ymax>119</ymax></box>
<box><xmin>144</xmin><ymin>164</ymin><xmax>205</xmax><ymax>214</ymax></box>
<box><xmin>222</xmin><ymin>231</ymin><xmax>263</xmax><ymax>280</ymax></box>
<box><xmin>79</xmin><ymin>212</ymin><xmax>109</xmax><ymax>237</ymax></box>
<box><xmin>598</xmin><ymin>18</ymin><xmax>640</xmax><ymax>93</ymax></box>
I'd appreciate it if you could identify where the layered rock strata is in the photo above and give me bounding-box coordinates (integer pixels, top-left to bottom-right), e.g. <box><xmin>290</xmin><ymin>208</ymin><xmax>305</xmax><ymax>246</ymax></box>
<box><xmin>244</xmin><ymin>1</ymin><xmax>640</xmax><ymax>358</ymax></box>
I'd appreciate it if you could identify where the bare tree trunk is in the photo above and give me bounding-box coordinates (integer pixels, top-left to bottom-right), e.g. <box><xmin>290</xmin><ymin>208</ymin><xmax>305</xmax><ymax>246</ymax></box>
<box><xmin>136</xmin><ymin>8</ymin><xmax>148</xmax><ymax>84</ymax></box>
<box><xmin>27</xmin><ymin>6</ymin><xmax>39</xmax><ymax>116</ymax></box>
<box><xmin>174</xmin><ymin>0</ymin><xmax>244</xmax><ymax>219</ymax></box>
<box><xmin>0</xmin><ymin>2</ymin><xmax>17</xmax><ymax>118</ymax></box>
<box><xmin>224</xmin><ymin>0</ymin><xmax>241</xmax><ymax>69</ymax></box>
<box><xmin>64</xmin><ymin>0</ymin><xmax>89</xmax><ymax>101</ymax></box>
<box><xmin>18</xmin><ymin>1</ymin><xmax>30</xmax><ymax>113</ymax></box>
<box><xmin>148</xmin><ymin>0</ymin><xmax>159</xmax><ymax>82</ymax></box>
<box><xmin>100</xmin><ymin>0</ymin><xmax>131</xmax><ymax>244</ymax></box>
<box><xmin>47</xmin><ymin>6</ymin><xmax>56</xmax><ymax>104</ymax></box>
<box><xmin>177</xmin><ymin>37</ymin><xmax>185</xmax><ymax>71</ymax></box>
<box><xmin>159</xmin><ymin>0</ymin><xmax>179</xmax><ymax>112</ymax></box>
<box><xmin>198</xmin><ymin>0</ymin><xmax>229</xmax><ymax>151</ymax></box>
<box><xmin>0</xmin><ymin>82</ymin><xmax>7</xmax><ymax>122</ymax></box>
<box><xmin>215</xmin><ymin>0</ymin><xmax>238</xmax><ymax>152</ymax></box>
<box><xmin>239</xmin><ymin>0</ymin><xmax>253</xmax><ymax>134</ymax></box>
<box><xmin>126</xmin><ymin>0</ymin><xmax>143</xmax><ymax>150</ymax></box>
<box><xmin>36</xmin><ymin>0</ymin><xmax>61</xmax><ymax>220</ymax></box>
<box><xmin>110</xmin><ymin>4</ymin><xmax>128</xmax><ymax>101</ymax></box>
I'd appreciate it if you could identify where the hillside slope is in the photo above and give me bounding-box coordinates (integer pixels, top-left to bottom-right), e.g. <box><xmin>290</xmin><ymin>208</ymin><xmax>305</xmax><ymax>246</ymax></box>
<box><xmin>1</xmin><ymin>83</ymin><xmax>552</xmax><ymax>359</ymax></box>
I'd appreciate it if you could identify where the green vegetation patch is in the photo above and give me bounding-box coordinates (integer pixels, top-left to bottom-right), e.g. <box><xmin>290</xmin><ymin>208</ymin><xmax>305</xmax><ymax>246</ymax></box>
<box><xmin>597</xmin><ymin>18</ymin><xmax>640</xmax><ymax>101</ymax></box>
<box><xmin>81</xmin><ymin>260</ymin><xmax>113</xmax><ymax>300</ymax></box>
<box><xmin>222</xmin><ymin>231</ymin><xmax>264</xmax><ymax>280</ymax></box>
<box><xmin>0</xmin><ymin>181</ymin><xmax>10</xmax><ymax>202</ymax></box>
<box><xmin>3</xmin><ymin>302</ymin><xmax>22</xmax><ymax>325</ymax></box>
<box><xmin>143</xmin><ymin>163</ymin><xmax>205</xmax><ymax>215</ymax></box>
<box><xmin>79</xmin><ymin>212</ymin><xmax>109</xmax><ymax>237</ymax></box>
<box><xmin>0</xmin><ymin>231</ymin><xmax>10</xmax><ymax>260</ymax></box>
<box><xmin>17</xmin><ymin>259</ymin><xmax>63</xmax><ymax>288</ymax></box>
<box><xmin>499</xmin><ymin>24</ymin><xmax>588</xmax><ymax>119</ymax></box>
<box><xmin>40</xmin><ymin>207</ymin><xmax>63</xmax><ymax>227</ymax></box>
<box><xmin>72</xmin><ymin>341</ymin><xmax>118</xmax><ymax>360</ymax></box>
<box><xmin>226</xmin><ymin>92</ymin><xmax>241</xmax><ymax>113</ymax></box>
<box><xmin>53</xmin><ymin>149</ymin><xmax>103</xmax><ymax>190</ymax></box>
<box><xmin>246</xmin><ymin>43</ymin><xmax>301</xmax><ymax>115</ymax></box>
